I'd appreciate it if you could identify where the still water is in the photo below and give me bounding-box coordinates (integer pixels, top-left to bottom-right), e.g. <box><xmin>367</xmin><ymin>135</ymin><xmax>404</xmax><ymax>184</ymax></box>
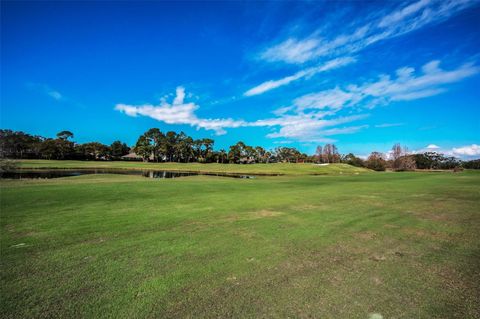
<box><xmin>1</xmin><ymin>169</ymin><xmax>257</xmax><ymax>179</ymax></box>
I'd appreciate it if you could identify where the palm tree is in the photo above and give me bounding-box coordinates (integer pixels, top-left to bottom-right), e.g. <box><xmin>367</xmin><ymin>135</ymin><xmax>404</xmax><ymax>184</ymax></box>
<box><xmin>202</xmin><ymin>138</ymin><xmax>214</xmax><ymax>162</ymax></box>
<box><xmin>218</xmin><ymin>149</ymin><xmax>227</xmax><ymax>163</ymax></box>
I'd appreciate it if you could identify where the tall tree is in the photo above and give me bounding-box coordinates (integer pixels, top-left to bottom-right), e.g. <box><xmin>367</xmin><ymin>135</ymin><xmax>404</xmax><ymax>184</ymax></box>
<box><xmin>144</xmin><ymin>128</ymin><xmax>165</xmax><ymax>162</ymax></box>
<box><xmin>40</xmin><ymin>139</ymin><xmax>57</xmax><ymax>160</ymax></box>
<box><xmin>255</xmin><ymin>146</ymin><xmax>266</xmax><ymax>163</ymax></box>
<box><xmin>55</xmin><ymin>131</ymin><xmax>75</xmax><ymax>159</ymax></box>
<box><xmin>56</xmin><ymin>131</ymin><xmax>74</xmax><ymax>140</ymax></box>
<box><xmin>218</xmin><ymin>149</ymin><xmax>227</xmax><ymax>163</ymax></box>
<box><xmin>391</xmin><ymin>143</ymin><xmax>416</xmax><ymax>171</ymax></box>
<box><xmin>134</xmin><ymin>135</ymin><xmax>152</xmax><ymax>162</ymax></box>
<box><xmin>110</xmin><ymin>141</ymin><xmax>130</xmax><ymax>158</ymax></box>
<box><xmin>322</xmin><ymin>144</ymin><xmax>340</xmax><ymax>163</ymax></box>
<box><xmin>315</xmin><ymin>146</ymin><xmax>323</xmax><ymax>163</ymax></box>
<box><xmin>164</xmin><ymin>131</ymin><xmax>178</xmax><ymax>162</ymax></box>
<box><xmin>202</xmin><ymin>138</ymin><xmax>215</xmax><ymax>162</ymax></box>
<box><xmin>83</xmin><ymin>142</ymin><xmax>110</xmax><ymax>160</ymax></box>
<box><xmin>228</xmin><ymin>142</ymin><xmax>245</xmax><ymax>163</ymax></box>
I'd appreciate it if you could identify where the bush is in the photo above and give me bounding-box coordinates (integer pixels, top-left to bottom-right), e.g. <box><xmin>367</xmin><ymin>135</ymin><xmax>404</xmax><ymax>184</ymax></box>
<box><xmin>365</xmin><ymin>152</ymin><xmax>386</xmax><ymax>171</ymax></box>
<box><xmin>394</xmin><ymin>156</ymin><xmax>416</xmax><ymax>171</ymax></box>
<box><xmin>462</xmin><ymin>159</ymin><xmax>480</xmax><ymax>169</ymax></box>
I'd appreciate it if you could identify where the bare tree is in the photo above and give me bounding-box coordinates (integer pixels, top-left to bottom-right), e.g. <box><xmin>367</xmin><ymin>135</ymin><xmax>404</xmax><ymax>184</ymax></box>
<box><xmin>322</xmin><ymin>144</ymin><xmax>340</xmax><ymax>163</ymax></box>
<box><xmin>391</xmin><ymin>143</ymin><xmax>416</xmax><ymax>171</ymax></box>
<box><xmin>315</xmin><ymin>146</ymin><xmax>323</xmax><ymax>163</ymax></box>
<box><xmin>391</xmin><ymin>143</ymin><xmax>402</xmax><ymax>169</ymax></box>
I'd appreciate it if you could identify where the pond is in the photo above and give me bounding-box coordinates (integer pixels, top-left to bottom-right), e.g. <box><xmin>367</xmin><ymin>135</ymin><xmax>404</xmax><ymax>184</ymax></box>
<box><xmin>0</xmin><ymin>169</ymin><xmax>258</xmax><ymax>179</ymax></box>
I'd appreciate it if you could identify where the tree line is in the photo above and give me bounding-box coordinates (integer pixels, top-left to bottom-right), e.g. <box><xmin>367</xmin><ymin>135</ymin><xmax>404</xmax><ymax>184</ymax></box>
<box><xmin>343</xmin><ymin>144</ymin><xmax>467</xmax><ymax>171</ymax></box>
<box><xmin>0</xmin><ymin>129</ymin><xmax>129</xmax><ymax>160</ymax></box>
<box><xmin>0</xmin><ymin>128</ymin><xmax>478</xmax><ymax>169</ymax></box>
<box><xmin>0</xmin><ymin>128</ymin><xmax>308</xmax><ymax>164</ymax></box>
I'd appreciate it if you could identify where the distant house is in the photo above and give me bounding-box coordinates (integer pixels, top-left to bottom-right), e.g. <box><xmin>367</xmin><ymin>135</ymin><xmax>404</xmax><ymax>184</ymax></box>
<box><xmin>121</xmin><ymin>152</ymin><xmax>154</xmax><ymax>161</ymax></box>
<box><xmin>239</xmin><ymin>156</ymin><xmax>255</xmax><ymax>164</ymax></box>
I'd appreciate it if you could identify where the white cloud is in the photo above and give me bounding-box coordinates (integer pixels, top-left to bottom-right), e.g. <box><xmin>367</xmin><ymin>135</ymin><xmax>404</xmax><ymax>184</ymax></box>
<box><xmin>47</xmin><ymin>90</ymin><xmax>63</xmax><ymax>101</ymax></box>
<box><xmin>115</xmin><ymin>87</ymin><xmax>246</xmax><ymax>135</ymax></box>
<box><xmin>117</xmin><ymin>55</ymin><xmax>477</xmax><ymax>143</ymax></box>
<box><xmin>244</xmin><ymin>72</ymin><xmax>307</xmax><ymax>97</ymax></box>
<box><xmin>259</xmin><ymin>0</ymin><xmax>476</xmax><ymax>65</ymax></box>
<box><xmin>375</xmin><ymin>123</ymin><xmax>404</xmax><ymax>128</ymax></box>
<box><xmin>27</xmin><ymin>83</ymin><xmax>64</xmax><ymax>101</ymax></box>
<box><xmin>378</xmin><ymin>0</ymin><xmax>432</xmax><ymax>28</ymax></box>
<box><xmin>173</xmin><ymin>86</ymin><xmax>186</xmax><ymax>105</ymax></box>
<box><xmin>116</xmin><ymin>86</ymin><xmax>367</xmax><ymax>141</ymax></box>
<box><xmin>294</xmin><ymin>87</ymin><xmax>360</xmax><ymax>110</ymax></box>
<box><xmin>452</xmin><ymin>144</ymin><xmax>480</xmax><ymax>156</ymax></box>
<box><xmin>261</xmin><ymin>114</ymin><xmax>367</xmax><ymax>142</ymax></box>
<box><xmin>293</xmin><ymin>60</ymin><xmax>479</xmax><ymax>111</ymax></box>
<box><xmin>244</xmin><ymin>56</ymin><xmax>356</xmax><ymax>96</ymax></box>
<box><xmin>260</xmin><ymin>38</ymin><xmax>321</xmax><ymax>64</ymax></box>
<box><xmin>411</xmin><ymin>144</ymin><xmax>480</xmax><ymax>159</ymax></box>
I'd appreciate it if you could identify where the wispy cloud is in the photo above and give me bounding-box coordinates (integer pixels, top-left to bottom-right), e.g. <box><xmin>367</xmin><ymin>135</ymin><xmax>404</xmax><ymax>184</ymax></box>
<box><xmin>375</xmin><ymin>123</ymin><xmax>404</xmax><ymax>128</ymax></box>
<box><xmin>245</xmin><ymin>0</ymin><xmax>478</xmax><ymax>97</ymax></box>
<box><xmin>259</xmin><ymin>114</ymin><xmax>367</xmax><ymax>142</ymax></box>
<box><xmin>378</xmin><ymin>0</ymin><xmax>431</xmax><ymax>28</ymax></box>
<box><xmin>426</xmin><ymin>144</ymin><xmax>440</xmax><ymax>149</ymax></box>
<box><xmin>260</xmin><ymin>38</ymin><xmax>321</xmax><ymax>64</ymax></box>
<box><xmin>259</xmin><ymin>0</ymin><xmax>477</xmax><ymax>65</ymax></box>
<box><xmin>27</xmin><ymin>83</ymin><xmax>64</xmax><ymax>101</ymax></box>
<box><xmin>293</xmin><ymin>60</ymin><xmax>479</xmax><ymax>111</ymax></box>
<box><xmin>244</xmin><ymin>57</ymin><xmax>356</xmax><ymax>96</ymax></box>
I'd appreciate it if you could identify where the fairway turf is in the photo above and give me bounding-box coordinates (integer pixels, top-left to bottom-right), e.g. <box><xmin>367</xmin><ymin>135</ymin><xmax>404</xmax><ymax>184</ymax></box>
<box><xmin>16</xmin><ymin>159</ymin><xmax>369</xmax><ymax>175</ymax></box>
<box><xmin>1</xmin><ymin>169</ymin><xmax>479</xmax><ymax>318</ymax></box>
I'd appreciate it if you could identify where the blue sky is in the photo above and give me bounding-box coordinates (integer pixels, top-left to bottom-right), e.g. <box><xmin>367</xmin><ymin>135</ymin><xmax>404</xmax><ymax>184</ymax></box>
<box><xmin>1</xmin><ymin>0</ymin><xmax>479</xmax><ymax>158</ymax></box>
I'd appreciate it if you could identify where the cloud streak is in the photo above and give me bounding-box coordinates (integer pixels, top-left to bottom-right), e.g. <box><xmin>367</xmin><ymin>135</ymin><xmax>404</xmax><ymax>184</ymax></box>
<box><xmin>260</xmin><ymin>0</ymin><xmax>477</xmax><ymax>65</ymax></box>
<box><xmin>293</xmin><ymin>60</ymin><xmax>479</xmax><ymax>111</ymax></box>
<box><xmin>247</xmin><ymin>0</ymin><xmax>477</xmax><ymax>95</ymax></box>
<box><xmin>244</xmin><ymin>57</ymin><xmax>356</xmax><ymax>96</ymax></box>
<box><xmin>375</xmin><ymin>123</ymin><xmax>404</xmax><ymax>128</ymax></box>
<box><xmin>27</xmin><ymin>83</ymin><xmax>64</xmax><ymax>101</ymax></box>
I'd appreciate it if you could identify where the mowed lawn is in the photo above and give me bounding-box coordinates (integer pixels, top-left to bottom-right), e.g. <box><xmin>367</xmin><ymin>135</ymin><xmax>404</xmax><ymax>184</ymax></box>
<box><xmin>16</xmin><ymin>159</ymin><xmax>369</xmax><ymax>175</ymax></box>
<box><xmin>1</xmin><ymin>169</ymin><xmax>479</xmax><ymax>318</ymax></box>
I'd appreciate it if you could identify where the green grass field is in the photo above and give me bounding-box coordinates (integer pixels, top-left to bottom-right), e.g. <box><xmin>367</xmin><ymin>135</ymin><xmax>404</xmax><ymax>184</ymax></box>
<box><xmin>1</xmin><ymin>164</ymin><xmax>479</xmax><ymax>318</ymax></box>
<box><xmin>16</xmin><ymin>159</ymin><xmax>369</xmax><ymax>175</ymax></box>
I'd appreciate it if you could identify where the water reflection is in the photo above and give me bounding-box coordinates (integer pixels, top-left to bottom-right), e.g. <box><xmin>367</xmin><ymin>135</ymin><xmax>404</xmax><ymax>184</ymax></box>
<box><xmin>1</xmin><ymin>169</ymin><xmax>257</xmax><ymax>180</ymax></box>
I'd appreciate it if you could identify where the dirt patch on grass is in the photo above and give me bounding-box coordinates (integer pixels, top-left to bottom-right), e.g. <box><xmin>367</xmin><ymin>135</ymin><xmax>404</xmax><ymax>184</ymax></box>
<box><xmin>296</xmin><ymin>204</ymin><xmax>323</xmax><ymax>211</ymax></box>
<box><xmin>426</xmin><ymin>264</ymin><xmax>480</xmax><ymax>317</ymax></box>
<box><xmin>4</xmin><ymin>225</ymin><xmax>40</xmax><ymax>239</ymax></box>
<box><xmin>402</xmin><ymin>227</ymin><xmax>453</xmax><ymax>241</ymax></box>
<box><xmin>383</xmin><ymin>223</ymin><xmax>400</xmax><ymax>229</ymax></box>
<box><xmin>231</xmin><ymin>227</ymin><xmax>259</xmax><ymax>240</ymax></box>
<box><xmin>417</xmin><ymin>211</ymin><xmax>454</xmax><ymax>222</ymax></box>
<box><xmin>162</xmin><ymin>232</ymin><xmax>479</xmax><ymax>318</ymax></box>
<box><xmin>226</xmin><ymin>210</ymin><xmax>285</xmax><ymax>222</ymax></box>
<box><xmin>251</xmin><ymin>210</ymin><xmax>284</xmax><ymax>218</ymax></box>
<box><xmin>354</xmin><ymin>231</ymin><xmax>377</xmax><ymax>240</ymax></box>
